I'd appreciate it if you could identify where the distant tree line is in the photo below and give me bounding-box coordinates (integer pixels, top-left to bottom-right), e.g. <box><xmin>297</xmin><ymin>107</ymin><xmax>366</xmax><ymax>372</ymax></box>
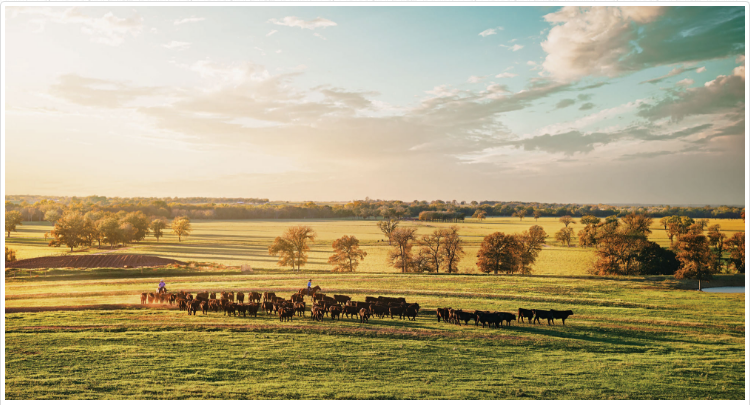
<box><xmin>5</xmin><ymin>196</ymin><xmax>743</xmax><ymax>221</ymax></box>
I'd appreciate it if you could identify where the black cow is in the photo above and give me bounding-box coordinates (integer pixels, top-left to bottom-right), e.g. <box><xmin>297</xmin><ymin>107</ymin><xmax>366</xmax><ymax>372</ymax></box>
<box><xmin>342</xmin><ymin>305</ymin><xmax>359</xmax><ymax>319</ymax></box>
<box><xmin>437</xmin><ymin>307</ymin><xmax>451</xmax><ymax>323</ymax></box>
<box><xmin>518</xmin><ymin>308</ymin><xmax>534</xmax><ymax>324</ymax></box>
<box><xmin>329</xmin><ymin>305</ymin><xmax>342</xmax><ymax>320</ymax></box>
<box><xmin>532</xmin><ymin>309</ymin><xmax>553</xmax><ymax>325</ymax></box>
<box><xmin>246</xmin><ymin>302</ymin><xmax>260</xmax><ymax>317</ymax></box>
<box><xmin>333</xmin><ymin>294</ymin><xmax>351</xmax><ymax>305</ymax></box>
<box><xmin>549</xmin><ymin>309</ymin><xmax>574</xmax><ymax>325</ymax></box>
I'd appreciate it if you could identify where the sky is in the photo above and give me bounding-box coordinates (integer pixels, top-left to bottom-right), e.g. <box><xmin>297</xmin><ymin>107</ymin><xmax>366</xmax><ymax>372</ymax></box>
<box><xmin>3</xmin><ymin>4</ymin><xmax>747</xmax><ymax>204</ymax></box>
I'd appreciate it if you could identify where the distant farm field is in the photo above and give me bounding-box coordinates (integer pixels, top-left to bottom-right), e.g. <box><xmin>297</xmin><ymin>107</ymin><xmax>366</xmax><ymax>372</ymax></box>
<box><xmin>4</xmin><ymin>271</ymin><xmax>745</xmax><ymax>400</ymax></box>
<box><xmin>5</xmin><ymin>217</ymin><xmax>745</xmax><ymax>275</ymax></box>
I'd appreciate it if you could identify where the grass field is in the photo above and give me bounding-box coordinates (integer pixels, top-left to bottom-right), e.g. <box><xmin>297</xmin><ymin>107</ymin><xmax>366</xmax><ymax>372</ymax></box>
<box><xmin>5</xmin><ymin>217</ymin><xmax>745</xmax><ymax>275</ymax></box>
<box><xmin>4</xmin><ymin>270</ymin><xmax>745</xmax><ymax>399</ymax></box>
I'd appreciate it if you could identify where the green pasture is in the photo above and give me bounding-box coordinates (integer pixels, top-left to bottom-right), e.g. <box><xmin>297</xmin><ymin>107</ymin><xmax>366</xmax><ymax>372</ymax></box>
<box><xmin>4</xmin><ymin>271</ymin><xmax>745</xmax><ymax>399</ymax></box>
<box><xmin>4</xmin><ymin>218</ymin><xmax>745</xmax><ymax>275</ymax></box>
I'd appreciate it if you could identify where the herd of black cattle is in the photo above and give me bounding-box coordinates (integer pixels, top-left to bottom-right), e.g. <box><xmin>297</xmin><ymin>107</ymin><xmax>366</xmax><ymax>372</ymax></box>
<box><xmin>140</xmin><ymin>290</ymin><xmax>574</xmax><ymax>328</ymax></box>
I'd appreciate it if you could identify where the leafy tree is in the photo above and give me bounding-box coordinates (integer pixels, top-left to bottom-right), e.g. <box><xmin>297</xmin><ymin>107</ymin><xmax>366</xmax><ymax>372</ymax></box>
<box><xmin>476</xmin><ymin>232</ymin><xmax>519</xmax><ymax>274</ymax></box>
<box><xmin>48</xmin><ymin>211</ymin><xmax>86</xmax><ymax>252</ymax></box>
<box><xmin>559</xmin><ymin>215</ymin><xmax>575</xmax><ymax>228</ymax></box>
<box><xmin>707</xmin><ymin>224</ymin><xmax>726</xmax><ymax>272</ymax></box>
<box><xmin>328</xmin><ymin>235</ymin><xmax>367</xmax><ymax>272</ymax></box>
<box><xmin>150</xmin><ymin>219</ymin><xmax>167</xmax><ymax>241</ymax></box>
<box><xmin>5</xmin><ymin>211</ymin><xmax>23</xmax><ymax>237</ymax></box>
<box><xmin>44</xmin><ymin>210</ymin><xmax>61</xmax><ymax>225</ymax></box>
<box><xmin>5</xmin><ymin>246</ymin><xmax>17</xmax><ymax>263</ymax></box>
<box><xmin>515</xmin><ymin>225</ymin><xmax>548</xmax><ymax>274</ymax></box>
<box><xmin>377</xmin><ymin>218</ymin><xmax>399</xmax><ymax>245</ymax></box>
<box><xmin>417</xmin><ymin>228</ymin><xmax>452</xmax><ymax>273</ymax></box>
<box><xmin>633</xmin><ymin>241</ymin><xmax>680</xmax><ymax>275</ymax></box>
<box><xmin>472</xmin><ymin>209</ymin><xmax>486</xmax><ymax>221</ymax></box>
<box><xmin>171</xmin><ymin>216</ymin><xmax>192</xmax><ymax>242</ymax></box>
<box><xmin>674</xmin><ymin>232</ymin><xmax>715</xmax><ymax>291</ymax></box>
<box><xmin>555</xmin><ymin>227</ymin><xmax>574</xmax><ymax>247</ymax></box>
<box><xmin>725</xmin><ymin>232</ymin><xmax>745</xmax><ymax>273</ymax></box>
<box><xmin>580</xmin><ymin>215</ymin><xmax>600</xmax><ymax>226</ymax></box>
<box><xmin>98</xmin><ymin>216</ymin><xmax>122</xmax><ymax>248</ymax></box>
<box><xmin>441</xmin><ymin>226</ymin><xmax>464</xmax><ymax>273</ymax></box>
<box><xmin>388</xmin><ymin>227</ymin><xmax>417</xmax><ymax>273</ymax></box>
<box><xmin>122</xmin><ymin>211</ymin><xmax>150</xmax><ymax>242</ymax></box>
<box><xmin>268</xmin><ymin>225</ymin><xmax>316</xmax><ymax>271</ymax></box>
<box><xmin>533</xmin><ymin>210</ymin><xmax>542</xmax><ymax>221</ymax></box>
<box><xmin>666</xmin><ymin>216</ymin><xmax>694</xmax><ymax>243</ymax></box>
<box><xmin>119</xmin><ymin>223</ymin><xmax>136</xmax><ymax>245</ymax></box>
<box><xmin>513</xmin><ymin>208</ymin><xmax>526</xmax><ymax>221</ymax></box>
<box><xmin>621</xmin><ymin>212</ymin><xmax>653</xmax><ymax>235</ymax></box>
<box><xmin>590</xmin><ymin>214</ymin><xmax>655</xmax><ymax>276</ymax></box>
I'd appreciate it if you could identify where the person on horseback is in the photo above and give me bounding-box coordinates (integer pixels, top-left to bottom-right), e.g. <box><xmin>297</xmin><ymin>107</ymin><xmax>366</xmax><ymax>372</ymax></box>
<box><xmin>158</xmin><ymin>280</ymin><xmax>167</xmax><ymax>293</ymax></box>
<box><xmin>307</xmin><ymin>279</ymin><xmax>312</xmax><ymax>295</ymax></box>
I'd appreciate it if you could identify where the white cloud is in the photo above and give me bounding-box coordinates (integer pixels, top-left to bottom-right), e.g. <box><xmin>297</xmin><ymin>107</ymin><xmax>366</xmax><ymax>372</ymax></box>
<box><xmin>266</xmin><ymin>30</ymin><xmax>278</xmax><ymax>37</ymax></box>
<box><xmin>314</xmin><ymin>33</ymin><xmax>327</xmax><ymax>40</ymax></box>
<box><xmin>501</xmin><ymin>44</ymin><xmax>524</xmax><ymax>52</ymax></box>
<box><xmin>737</xmin><ymin>55</ymin><xmax>745</xmax><ymax>64</ymax></box>
<box><xmin>479</xmin><ymin>28</ymin><xmax>496</xmax><ymax>37</ymax></box>
<box><xmin>174</xmin><ymin>17</ymin><xmax>205</xmax><ymax>26</ymax></box>
<box><xmin>13</xmin><ymin>7</ymin><xmax>144</xmax><ymax>46</ymax></box>
<box><xmin>467</xmin><ymin>75</ymin><xmax>489</xmax><ymax>84</ymax></box>
<box><xmin>527</xmin><ymin>61</ymin><xmax>537</xmax><ymax>66</ymax></box>
<box><xmin>269</xmin><ymin>16</ymin><xmax>337</xmax><ymax>30</ymax></box>
<box><xmin>676</xmin><ymin>78</ymin><xmax>694</xmax><ymax>87</ymax></box>
<box><xmin>495</xmin><ymin>72</ymin><xmax>518</xmax><ymax>78</ymax></box>
<box><xmin>541</xmin><ymin>7</ymin><xmax>665</xmax><ymax>81</ymax></box>
<box><xmin>696</xmin><ymin>67</ymin><xmax>706</xmax><ymax>73</ymax></box>
<box><xmin>162</xmin><ymin>41</ymin><xmax>191</xmax><ymax>51</ymax></box>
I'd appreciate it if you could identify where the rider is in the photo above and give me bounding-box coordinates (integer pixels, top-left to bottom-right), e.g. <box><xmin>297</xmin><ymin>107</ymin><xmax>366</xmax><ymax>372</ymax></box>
<box><xmin>158</xmin><ymin>280</ymin><xmax>166</xmax><ymax>294</ymax></box>
<box><xmin>307</xmin><ymin>279</ymin><xmax>312</xmax><ymax>294</ymax></box>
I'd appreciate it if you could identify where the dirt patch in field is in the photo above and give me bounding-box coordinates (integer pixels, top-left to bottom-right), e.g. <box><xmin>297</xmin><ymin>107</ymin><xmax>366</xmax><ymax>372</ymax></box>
<box><xmin>5</xmin><ymin>254</ymin><xmax>186</xmax><ymax>269</ymax></box>
<box><xmin>5</xmin><ymin>304</ymin><xmax>177</xmax><ymax>313</ymax></box>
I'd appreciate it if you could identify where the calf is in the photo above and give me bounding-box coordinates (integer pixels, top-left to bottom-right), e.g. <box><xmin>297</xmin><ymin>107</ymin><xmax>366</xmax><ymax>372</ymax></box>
<box><xmin>294</xmin><ymin>302</ymin><xmax>306</xmax><ymax>317</ymax></box>
<box><xmin>518</xmin><ymin>308</ymin><xmax>534</xmax><ymax>324</ymax></box>
<box><xmin>188</xmin><ymin>300</ymin><xmax>201</xmax><ymax>316</ymax></box>
<box><xmin>140</xmin><ymin>293</ymin><xmax>147</xmax><ymax>305</ymax></box>
<box><xmin>329</xmin><ymin>305</ymin><xmax>342</xmax><ymax>320</ymax></box>
<box><xmin>236</xmin><ymin>292</ymin><xmax>245</xmax><ymax>304</ymax></box>
<box><xmin>279</xmin><ymin>307</ymin><xmax>295</xmax><ymax>322</ymax></box>
<box><xmin>436</xmin><ymin>307</ymin><xmax>451</xmax><ymax>323</ymax></box>
<box><xmin>333</xmin><ymin>294</ymin><xmax>351</xmax><ymax>305</ymax></box>
<box><xmin>246</xmin><ymin>302</ymin><xmax>260</xmax><ymax>317</ymax></box>
<box><xmin>359</xmin><ymin>308</ymin><xmax>371</xmax><ymax>323</ymax></box>
<box><xmin>549</xmin><ymin>309</ymin><xmax>574</xmax><ymax>326</ymax></box>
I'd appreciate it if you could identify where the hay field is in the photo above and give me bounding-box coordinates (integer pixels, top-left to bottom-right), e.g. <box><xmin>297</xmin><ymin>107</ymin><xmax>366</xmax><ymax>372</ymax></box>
<box><xmin>5</xmin><ymin>217</ymin><xmax>745</xmax><ymax>275</ymax></box>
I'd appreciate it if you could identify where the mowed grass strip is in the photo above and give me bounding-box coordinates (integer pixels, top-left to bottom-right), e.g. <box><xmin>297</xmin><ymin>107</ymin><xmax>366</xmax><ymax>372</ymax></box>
<box><xmin>4</xmin><ymin>271</ymin><xmax>745</xmax><ymax>399</ymax></box>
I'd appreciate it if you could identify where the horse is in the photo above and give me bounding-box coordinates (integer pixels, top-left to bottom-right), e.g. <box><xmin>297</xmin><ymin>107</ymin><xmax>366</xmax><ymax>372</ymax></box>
<box><xmin>298</xmin><ymin>286</ymin><xmax>321</xmax><ymax>296</ymax></box>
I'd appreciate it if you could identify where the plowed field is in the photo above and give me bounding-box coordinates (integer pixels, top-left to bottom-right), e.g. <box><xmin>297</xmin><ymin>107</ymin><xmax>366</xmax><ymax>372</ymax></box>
<box><xmin>5</xmin><ymin>254</ymin><xmax>185</xmax><ymax>269</ymax></box>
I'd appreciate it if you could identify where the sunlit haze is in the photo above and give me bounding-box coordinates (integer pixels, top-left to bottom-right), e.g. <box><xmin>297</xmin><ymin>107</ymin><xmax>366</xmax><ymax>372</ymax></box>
<box><xmin>3</xmin><ymin>4</ymin><xmax>746</xmax><ymax>204</ymax></box>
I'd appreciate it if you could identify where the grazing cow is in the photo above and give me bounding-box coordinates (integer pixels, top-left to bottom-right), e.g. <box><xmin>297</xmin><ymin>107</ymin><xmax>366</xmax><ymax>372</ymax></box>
<box><xmin>406</xmin><ymin>303</ymin><xmax>420</xmax><ymax>314</ymax></box>
<box><xmin>246</xmin><ymin>302</ymin><xmax>260</xmax><ymax>317</ymax></box>
<box><xmin>404</xmin><ymin>306</ymin><xmax>418</xmax><ymax>321</ymax></box>
<box><xmin>342</xmin><ymin>305</ymin><xmax>359</xmax><ymax>319</ymax></box>
<box><xmin>200</xmin><ymin>301</ymin><xmax>209</xmax><ymax>315</ymax></box>
<box><xmin>249</xmin><ymin>292</ymin><xmax>261</xmax><ymax>303</ymax></box>
<box><xmin>518</xmin><ymin>308</ymin><xmax>534</xmax><ymax>324</ymax></box>
<box><xmin>359</xmin><ymin>308</ymin><xmax>371</xmax><ymax>323</ymax></box>
<box><xmin>210</xmin><ymin>292</ymin><xmax>217</xmax><ymax>300</ymax></box>
<box><xmin>532</xmin><ymin>309</ymin><xmax>553</xmax><ymax>325</ymax></box>
<box><xmin>140</xmin><ymin>293</ymin><xmax>147</xmax><ymax>304</ymax></box>
<box><xmin>294</xmin><ymin>302</ymin><xmax>306</xmax><ymax>317</ymax></box>
<box><xmin>236</xmin><ymin>292</ymin><xmax>245</xmax><ymax>304</ymax></box>
<box><xmin>498</xmin><ymin>312</ymin><xmax>517</xmax><ymax>326</ymax></box>
<box><xmin>333</xmin><ymin>294</ymin><xmax>351</xmax><ymax>305</ymax></box>
<box><xmin>549</xmin><ymin>309</ymin><xmax>574</xmax><ymax>325</ymax></box>
<box><xmin>437</xmin><ymin>307</ymin><xmax>452</xmax><ymax>323</ymax></box>
<box><xmin>147</xmin><ymin>292</ymin><xmax>156</xmax><ymax>304</ymax></box>
<box><xmin>224</xmin><ymin>302</ymin><xmax>237</xmax><ymax>316</ymax></box>
<box><xmin>262</xmin><ymin>301</ymin><xmax>275</xmax><ymax>315</ymax></box>
<box><xmin>263</xmin><ymin>292</ymin><xmax>276</xmax><ymax>302</ymax></box>
<box><xmin>279</xmin><ymin>307</ymin><xmax>295</xmax><ymax>322</ymax></box>
<box><xmin>311</xmin><ymin>305</ymin><xmax>325</xmax><ymax>321</ymax></box>
<box><xmin>389</xmin><ymin>305</ymin><xmax>406</xmax><ymax>319</ymax></box>
<box><xmin>329</xmin><ymin>305</ymin><xmax>342</xmax><ymax>320</ymax></box>
<box><xmin>188</xmin><ymin>300</ymin><xmax>201</xmax><ymax>316</ymax></box>
<box><xmin>452</xmin><ymin>309</ymin><xmax>476</xmax><ymax>326</ymax></box>
<box><xmin>369</xmin><ymin>304</ymin><xmax>389</xmax><ymax>319</ymax></box>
